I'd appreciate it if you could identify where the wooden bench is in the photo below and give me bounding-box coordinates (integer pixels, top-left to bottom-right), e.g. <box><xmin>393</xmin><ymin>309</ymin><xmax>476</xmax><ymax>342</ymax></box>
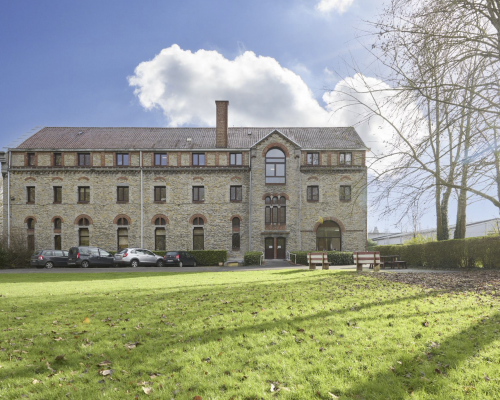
<box><xmin>353</xmin><ymin>251</ymin><xmax>382</xmax><ymax>272</ymax></box>
<box><xmin>307</xmin><ymin>252</ymin><xmax>330</xmax><ymax>270</ymax></box>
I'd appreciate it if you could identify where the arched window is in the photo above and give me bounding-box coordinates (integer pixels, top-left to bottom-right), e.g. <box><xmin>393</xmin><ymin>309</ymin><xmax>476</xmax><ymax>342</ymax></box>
<box><xmin>232</xmin><ymin>218</ymin><xmax>240</xmax><ymax>250</ymax></box>
<box><xmin>265</xmin><ymin>148</ymin><xmax>286</xmax><ymax>184</ymax></box>
<box><xmin>265</xmin><ymin>196</ymin><xmax>286</xmax><ymax>225</ymax></box>
<box><xmin>193</xmin><ymin>218</ymin><xmax>204</xmax><ymax>250</ymax></box>
<box><xmin>78</xmin><ymin>217</ymin><xmax>90</xmax><ymax>226</ymax></box>
<box><xmin>117</xmin><ymin>217</ymin><xmax>129</xmax><ymax>226</ymax></box>
<box><xmin>54</xmin><ymin>218</ymin><xmax>62</xmax><ymax>230</ymax></box>
<box><xmin>155</xmin><ymin>217</ymin><xmax>166</xmax><ymax>225</ymax></box>
<box><xmin>26</xmin><ymin>218</ymin><xmax>35</xmax><ymax>229</ymax></box>
<box><xmin>316</xmin><ymin>221</ymin><xmax>341</xmax><ymax>251</ymax></box>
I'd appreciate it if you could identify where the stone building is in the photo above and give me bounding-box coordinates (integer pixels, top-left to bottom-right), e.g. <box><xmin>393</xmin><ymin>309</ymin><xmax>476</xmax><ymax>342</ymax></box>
<box><xmin>0</xmin><ymin>101</ymin><xmax>368</xmax><ymax>259</ymax></box>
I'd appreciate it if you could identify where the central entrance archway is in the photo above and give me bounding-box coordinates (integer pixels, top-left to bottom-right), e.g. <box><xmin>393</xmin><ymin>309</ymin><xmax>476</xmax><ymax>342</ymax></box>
<box><xmin>264</xmin><ymin>237</ymin><xmax>287</xmax><ymax>259</ymax></box>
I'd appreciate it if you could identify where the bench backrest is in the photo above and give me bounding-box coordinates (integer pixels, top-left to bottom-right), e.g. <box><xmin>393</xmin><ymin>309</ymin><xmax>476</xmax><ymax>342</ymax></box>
<box><xmin>307</xmin><ymin>252</ymin><xmax>328</xmax><ymax>262</ymax></box>
<box><xmin>353</xmin><ymin>251</ymin><xmax>380</xmax><ymax>264</ymax></box>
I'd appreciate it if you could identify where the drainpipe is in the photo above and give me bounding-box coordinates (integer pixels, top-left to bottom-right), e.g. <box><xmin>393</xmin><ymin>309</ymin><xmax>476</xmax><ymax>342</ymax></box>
<box><xmin>248</xmin><ymin>151</ymin><xmax>252</xmax><ymax>252</ymax></box>
<box><xmin>7</xmin><ymin>150</ymin><xmax>11</xmax><ymax>249</ymax></box>
<box><xmin>140</xmin><ymin>151</ymin><xmax>143</xmax><ymax>248</ymax></box>
<box><xmin>298</xmin><ymin>151</ymin><xmax>302</xmax><ymax>250</ymax></box>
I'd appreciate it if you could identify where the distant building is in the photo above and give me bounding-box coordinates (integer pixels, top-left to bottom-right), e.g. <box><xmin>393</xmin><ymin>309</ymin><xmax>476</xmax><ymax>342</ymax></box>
<box><xmin>371</xmin><ymin>218</ymin><xmax>500</xmax><ymax>245</ymax></box>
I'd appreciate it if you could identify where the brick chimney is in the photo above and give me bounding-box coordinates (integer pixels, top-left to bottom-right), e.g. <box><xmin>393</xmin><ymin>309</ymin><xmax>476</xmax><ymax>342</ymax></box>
<box><xmin>215</xmin><ymin>100</ymin><xmax>229</xmax><ymax>148</ymax></box>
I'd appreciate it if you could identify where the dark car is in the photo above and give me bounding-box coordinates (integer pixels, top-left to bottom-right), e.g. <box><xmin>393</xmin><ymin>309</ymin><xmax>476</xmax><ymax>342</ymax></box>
<box><xmin>30</xmin><ymin>250</ymin><xmax>69</xmax><ymax>269</ymax></box>
<box><xmin>163</xmin><ymin>251</ymin><xmax>197</xmax><ymax>267</ymax></box>
<box><xmin>67</xmin><ymin>247</ymin><xmax>115</xmax><ymax>268</ymax></box>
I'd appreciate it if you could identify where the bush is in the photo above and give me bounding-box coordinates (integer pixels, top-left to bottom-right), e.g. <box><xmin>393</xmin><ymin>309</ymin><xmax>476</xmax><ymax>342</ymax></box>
<box><xmin>290</xmin><ymin>251</ymin><xmax>354</xmax><ymax>266</ymax></box>
<box><xmin>375</xmin><ymin>235</ymin><xmax>500</xmax><ymax>269</ymax></box>
<box><xmin>244</xmin><ymin>251</ymin><xmax>263</xmax><ymax>266</ymax></box>
<box><xmin>188</xmin><ymin>250</ymin><xmax>227</xmax><ymax>266</ymax></box>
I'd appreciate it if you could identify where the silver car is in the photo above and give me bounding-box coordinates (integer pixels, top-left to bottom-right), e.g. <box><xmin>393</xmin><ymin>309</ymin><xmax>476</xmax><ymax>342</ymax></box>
<box><xmin>114</xmin><ymin>248</ymin><xmax>165</xmax><ymax>268</ymax></box>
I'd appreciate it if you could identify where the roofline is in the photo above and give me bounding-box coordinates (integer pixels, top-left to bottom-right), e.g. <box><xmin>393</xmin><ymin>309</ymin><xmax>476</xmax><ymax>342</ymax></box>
<box><xmin>250</xmin><ymin>129</ymin><xmax>302</xmax><ymax>149</ymax></box>
<box><xmin>2</xmin><ymin>126</ymin><xmax>45</xmax><ymax>152</ymax></box>
<box><xmin>9</xmin><ymin>147</ymin><xmax>367</xmax><ymax>152</ymax></box>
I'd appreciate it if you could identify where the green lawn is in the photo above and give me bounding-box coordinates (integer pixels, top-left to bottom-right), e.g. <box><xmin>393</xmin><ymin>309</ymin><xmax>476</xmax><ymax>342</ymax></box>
<box><xmin>0</xmin><ymin>270</ymin><xmax>499</xmax><ymax>399</ymax></box>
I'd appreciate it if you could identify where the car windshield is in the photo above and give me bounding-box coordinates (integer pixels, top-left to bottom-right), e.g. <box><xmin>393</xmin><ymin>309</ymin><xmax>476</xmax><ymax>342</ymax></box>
<box><xmin>32</xmin><ymin>250</ymin><xmax>42</xmax><ymax>256</ymax></box>
<box><xmin>116</xmin><ymin>249</ymin><xmax>128</xmax><ymax>254</ymax></box>
<box><xmin>166</xmin><ymin>252</ymin><xmax>178</xmax><ymax>256</ymax></box>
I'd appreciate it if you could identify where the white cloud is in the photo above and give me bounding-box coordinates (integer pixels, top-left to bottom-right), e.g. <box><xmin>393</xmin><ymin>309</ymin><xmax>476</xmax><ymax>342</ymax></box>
<box><xmin>316</xmin><ymin>0</ymin><xmax>355</xmax><ymax>14</ymax></box>
<box><xmin>128</xmin><ymin>44</ymin><xmax>331</xmax><ymax>127</ymax></box>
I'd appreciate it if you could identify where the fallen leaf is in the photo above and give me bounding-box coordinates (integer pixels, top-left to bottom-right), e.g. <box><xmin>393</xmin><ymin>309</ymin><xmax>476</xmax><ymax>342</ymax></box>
<box><xmin>32</xmin><ymin>379</ymin><xmax>40</xmax><ymax>384</ymax></box>
<box><xmin>193</xmin><ymin>396</ymin><xmax>203</xmax><ymax>400</ymax></box>
<box><xmin>98</xmin><ymin>360</ymin><xmax>112</xmax><ymax>366</ymax></box>
<box><xmin>485</xmin><ymin>375</ymin><xmax>490</xmax><ymax>382</ymax></box>
<box><xmin>99</xmin><ymin>369</ymin><xmax>114</xmax><ymax>376</ymax></box>
<box><xmin>328</xmin><ymin>393</ymin><xmax>339</xmax><ymax>399</ymax></box>
<box><xmin>82</xmin><ymin>317</ymin><xmax>90</xmax><ymax>324</ymax></box>
<box><xmin>142</xmin><ymin>387</ymin><xmax>152</xmax><ymax>395</ymax></box>
<box><xmin>54</xmin><ymin>354</ymin><xmax>66</xmax><ymax>361</ymax></box>
<box><xmin>422</xmin><ymin>321</ymin><xmax>429</xmax><ymax>327</ymax></box>
<box><xmin>53</xmin><ymin>337</ymin><xmax>64</xmax><ymax>341</ymax></box>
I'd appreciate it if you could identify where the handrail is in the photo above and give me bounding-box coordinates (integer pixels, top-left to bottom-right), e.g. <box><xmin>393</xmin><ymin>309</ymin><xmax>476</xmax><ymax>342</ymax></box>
<box><xmin>289</xmin><ymin>252</ymin><xmax>297</xmax><ymax>264</ymax></box>
<box><xmin>259</xmin><ymin>252</ymin><xmax>264</xmax><ymax>266</ymax></box>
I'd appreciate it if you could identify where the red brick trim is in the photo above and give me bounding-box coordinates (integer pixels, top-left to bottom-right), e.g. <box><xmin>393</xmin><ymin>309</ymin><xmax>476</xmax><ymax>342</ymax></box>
<box><xmin>340</xmin><ymin>175</ymin><xmax>352</xmax><ymax>181</ymax></box>
<box><xmin>52</xmin><ymin>177</ymin><xmax>63</xmax><ymax>181</ymax></box>
<box><xmin>230</xmin><ymin>214</ymin><xmax>243</xmax><ymax>222</ymax></box>
<box><xmin>242</xmin><ymin>152</ymin><xmax>246</xmax><ymax>166</ymax></box>
<box><xmin>230</xmin><ymin>176</ymin><xmax>242</xmax><ymax>181</ymax></box>
<box><xmin>307</xmin><ymin>176</ymin><xmax>319</xmax><ymax>181</ymax></box>
<box><xmin>313</xmin><ymin>217</ymin><xmax>346</xmax><ymax>233</ymax></box>
<box><xmin>78</xmin><ymin>177</ymin><xmax>90</xmax><ymax>181</ymax></box>
<box><xmin>151</xmin><ymin>214</ymin><xmax>170</xmax><ymax>224</ymax></box>
<box><xmin>113</xmin><ymin>214</ymin><xmax>131</xmax><ymax>225</ymax></box>
<box><xmin>51</xmin><ymin>216</ymin><xmax>64</xmax><ymax>223</ymax></box>
<box><xmin>24</xmin><ymin>177</ymin><xmax>36</xmax><ymax>182</ymax></box>
<box><xmin>117</xmin><ymin>176</ymin><xmax>129</xmax><ymax>181</ymax></box>
<box><xmin>193</xmin><ymin>176</ymin><xmax>204</xmax><ymax>181</ymax></box>
<box><xmin>327</xmin><ymin>152</ymin><xmax>332</xmax><ymax>166</ymax></box>
<box><xmin>189</xmin><ymin>214</ymin><xmax>207</xmax><ymax>224</ymax></box>
<box><xmin>262</xmin><ymin>193</ymin><xmax>290</xmax><ymax>200</ymax></box>
<box><xmin>262</xmin><ymin>143</ymin><xmax>290</xmax><ymax>158</ymax></box>
<box><xmin>24</xmin><ymin>216</ymin><xmax>37</xmax><ymax>224</ymax></box>
<box><xmin>51</xmin><ymin>152</ymin><xmax>64</xmax><ymax>167</ymax></box>
<box><xmin>74</xmin><ymin>214</ymin><xmax>93</xmax><ymax>225</ymax></box>
<box><xmin>25</xmin><ymin>152</ymin><xmax>38</xmax><ymax>167</ymax></box>
<box><xmin>154</xmin><ymin>177</ymin><xmax>166</xmax><ymax>182</ymax></box>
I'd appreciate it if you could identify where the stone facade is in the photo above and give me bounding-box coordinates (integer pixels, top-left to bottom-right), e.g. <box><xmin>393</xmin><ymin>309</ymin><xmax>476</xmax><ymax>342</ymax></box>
<box><xmin>1</xmin><ymin>131</ymin><xmax>367</xmax><ymax>258</ymax></box>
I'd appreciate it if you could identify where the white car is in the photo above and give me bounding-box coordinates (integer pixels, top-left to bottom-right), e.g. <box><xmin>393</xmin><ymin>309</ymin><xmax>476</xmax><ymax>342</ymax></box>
<box><xmin>114</xmin><ymin>248</ymin><xmax>165</xmax><ymax>268</ymax></box>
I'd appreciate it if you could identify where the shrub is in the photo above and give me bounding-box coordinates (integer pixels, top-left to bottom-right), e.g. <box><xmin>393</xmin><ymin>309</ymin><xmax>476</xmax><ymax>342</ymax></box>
<box><xmin>244</xmin><ymin>251</ymin><xmax>263</xmax><ymax>266</ymax></box>
<box><xmin>290</xmin><ymin>251</ymin><xmax>353</xmax><ymax>266</ymax></box>
<box><xmin>375</xmin><ymin>236</ymin><xmax>500</xmax><ymax>269</ymax></box>
<box><xmin>188</xmin><ymin>250</ymin><xmax>227</xmax><ymax>266</ymax></box>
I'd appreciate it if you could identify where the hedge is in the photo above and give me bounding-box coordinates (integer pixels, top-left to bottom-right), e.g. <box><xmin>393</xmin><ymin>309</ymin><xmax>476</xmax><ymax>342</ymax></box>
<box><xmin>290</xmin><ymin>251</ymin><xmax>354</xmax><ymax>266</ymax></box>
<box><xmin>244</xmin><ymin>252</ymin><xmax>263</xmax><ymax>266</ymax></box>
<box><xmin>152</xmin><ymin>250</ymin><xmax>227</xmax><ymax>266</ymax></box>
<box><xmin>375</xmin><ymin>235</ymin><xmax>500</xmax><ymax>269</ymax></box>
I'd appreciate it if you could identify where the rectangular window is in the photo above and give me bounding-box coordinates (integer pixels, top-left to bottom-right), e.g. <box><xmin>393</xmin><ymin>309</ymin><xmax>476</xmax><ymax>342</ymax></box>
<box><xmin>232</xmin><ymin>233</ymin><xmax>240</xmax><ymax>250</ymax></box>
<box><xmin>340</xmin><ymin>185</ymin><xmax>351</xmax><ymax>201</ymax></box>
<box><xmin>155</xmin><ymin>228</ymin><xmax>166</xmax><ymax>251</ymax></box>
<box><xmin>193</xmin><ymin>153</ymin><xmax>205</xmax><ymax>166</ymax></box>
<box><xmin>27</xmin><ymin>235</ymin><xmax>35</xmax><ymax>251</ymax></box>
<box><xmin>265</xmin><ymin>207</ymin><xmax>271</xmax><ymax>224</ymax></box>
<box><xmin>27</xmin><ymin>153</ymin><xmax>36</xmax><ymax>166</ymax></box>
<box><xmin>154</xmin><ymin>186</ymin><xmax>166</xmax><ymax>202</ymax></box>
<box><xmin>27</xmin><ymin>186</ymin><xmax>35</xmax><ymax>203</ymax></box>
<box><xmin>307</xmin><ymin>186</ymin><xmax>319</xmax><ymax>202</ymax></box>
<box><xmin>53</xmin><ymin>153</ymin><xmax>62</xmax><ymax>166</ymax></box>
<box><xmin>53</xmin><ymin>186</ymin><xmax>62</xmax><ymax>203</ymax></box>
<box><xmin>307</xmin><ymin>153</ymin><xmax>319</xmax><ymax>165</ymax></box>
<box><xmin>155</xmin><ymin>153</ymin><xmax>168</xmax><ymax>166</ymax></box>
<box><xmin>54</xmin><ymin>235</ymin><xmax>61</xmax><ymax>250</ymax></box>
<box><xmin>192</xmin><ymin>186</ymin><xmax>205</xmax><ymax>202</ymax></box>
<box><xmin>230</xmin><ymin>186</ymin><xmax>242</xmax><ymax>202</ymax></box>
<box><xmin>230</xmin><ymin>153</ymin><xmax>242</xmax><ymax>165</ymax></box>
<box><xmin>117</xmin><ymin>228</ymin><xmax>128</xmax><ymax>250</ymax></box>
<box><xmin>339</xmin><ymin>152</ymin><xmax>352</xmax><ymax>166</ymax></box>
<box><xmin>193</xmin><ymin>227</ymin><xmax>204</xmax><ymax>250</ymax></box>
<box><xmin>79</xmin><ymin>228</ymin><xmax>89</xmax><ymax>246</ymax></box>
<box><xmin>78</xmin><ymin>186</ymin><xmax>90</xmax><ymax>203</ymax></box>
<box><xmin>78</xmin><ymin>153</ymin><xmax>91</xmax><ymax>166</ymax></box>
<box><xmin>117</xmin><ymin>186</ymin><xmax>129</xmax><ymax>202</ymax></box>
<box><xmin>116</xmin><ymin>153</ymin><xmax>129</xmax><ymax>166</ymax></box>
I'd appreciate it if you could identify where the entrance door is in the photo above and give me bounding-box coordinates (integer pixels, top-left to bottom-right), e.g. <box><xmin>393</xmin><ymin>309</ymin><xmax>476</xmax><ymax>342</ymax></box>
<box><xmin>276</xmin><ymin>237</ymin><xmax>286</xmax><ymax>259</ymax></box>
<box><xmin>265</xmin><ymin>237</ymin><xmax>274</xmax><ymax>259</ymax></box>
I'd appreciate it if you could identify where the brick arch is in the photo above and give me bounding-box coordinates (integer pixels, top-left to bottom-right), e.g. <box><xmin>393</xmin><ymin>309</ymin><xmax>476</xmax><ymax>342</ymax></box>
<box><xmin>117</xmin><ymin>176</ymin><xmax>129</xmax><ymax>181</ymax></box>
<box><xmin>74</xmin><ymin>214</ymin><xmax>93</xmax><ymax>225</ymax></box>
<box><xmin>313</xmin><ymin>217</ymin><xmax>346</xmax><ymax>233</ymax></box>
<box><xmin>154</xmin><ymin>177</ymin><xmax>166</xmax><ymax>182</ymax></box>
<box><xmin>307</xmin><ymin>176</ymin><xmax>319</xmax><ymax>181</ymax></box>
<box><xmin>25</xmin><ymin>177</ymin><xmax>36</xmax><ymax>182</ymax></box>
<box><xmin>230</xmin><ymin>176</ymin><xmax>242</xmax><ymax>181</ymax></box>
<box><xmin>52</xmin><ymin>177</ymin><xmax>63</xmax><ymax>181</ymax></box>
<box><xmin>193</xmin><ymin>176</ymin><xmax>204</xmax><ymax>181</ymax></box>
<box><xmin>24</xmin><ymin>215</ymin><xmax>37</xmax><ymax>224</ymax></box>
<box><xmin>151</xmin><ymin>214</ymin><xmax>170</xmax><ymax>224</ymax></box>
<box><xmin>189</xmin><ymin>214</ymin><xmax>207</xmax><ymax>225</ymax></box>
<box><xmin>261</xmin><ymin>142</ymin><xmax>290</xmax><ymax>158</ymax></box>
<box><xmin>262</xmin><ymin>193</ymin><xmax>290</xmax><ymax>201</ymax></box>
<box><xmin>113</xmin><ymin>214</ymin><xmax>131</xmax><ymax>225</ymax></box>
<box><xmin>51</xmin><ymin>216</ymin><xmax>64</xmax><ymax>223</ymax></box>
<box><xmin>78</xmin><ymin>177</ymin><xmax>90</xmax><ymax>181</ymax></box>
<box><xmin>229</xmin><ymin>214</ymin><xmax>243</xmax><ymax>222</ymax></box>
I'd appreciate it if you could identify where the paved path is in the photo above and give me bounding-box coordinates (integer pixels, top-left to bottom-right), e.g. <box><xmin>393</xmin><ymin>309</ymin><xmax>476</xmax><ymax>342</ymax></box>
<box><xmin>0</xmin><ymin>260</ymin><xmax>457</xmax><ymax>274</ymax></box>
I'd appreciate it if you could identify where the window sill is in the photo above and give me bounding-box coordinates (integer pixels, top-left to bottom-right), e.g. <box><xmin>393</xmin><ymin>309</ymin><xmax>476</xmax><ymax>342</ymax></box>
<box><xmin>77</xmin><ymin>201</ymin><xmax>90</xmax><ymax>204</ymax></box>
<box><xmin>192</xmin><ymin>200</ymin><xmax>205</xmax><ymax>203</ymax></box>
<box><xmin>26</xmin><ymin>202</ymin><xmax>35</xmax><ymax>205</ymax></box>
<box><xmin>340</xmin><ymin>199</ymin><xmax>351</xmax><ymax>202</ymax></box>
<box><xmin>53</xmin><ymin>202</ymin><xmax>62</xmax><ymax>204</ymax></box>
<box><xmin>230</xmin><ymin>200</ymin><xmax>242</xmax><ymax>203</ymax></box>
<box><xmin>265</xmin><ymin>183</ymin><xmax>286</xmax><ymax>186</ymax></box>
<box><xmin>77</xmin><ymin>164</ymin><xmax>91</xmax><ymax>167</ymax></box>
<box><xmin>307</xmin><ymin>200</ymin><xmax>319</xmax><ymax>203</ymax></box>
<box><xmin>116</xmin><ymin>201</ymin><xmax>129</xmax><ymax>204</ymax></box>
<box><xmin>154</xmin><ymin>201</ymin><xmax>166</xmax><ymax>204</ymax></box>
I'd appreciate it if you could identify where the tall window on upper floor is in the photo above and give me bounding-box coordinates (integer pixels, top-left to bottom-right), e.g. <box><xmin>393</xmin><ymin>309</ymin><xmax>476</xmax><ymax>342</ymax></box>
<box><xmin>117</xmin><ymin>187</ymin><xmax>129</xmax><ymax>203</ymax></box>
<box><xmin>192</xmin><ymin>217</ymin><xmax>204</xmax><ymax>250</ymax></box>
<box><xmin>53</xmin><ymin>153</ymin><xmax>62</xmax><ymax>166</ymax></box>
<box><xmin>78</xmin><ymin>187</ymin><xmax>90</xmax><ymax>203</ymax></box>
<box><xmin>264</xmin><ymin>196</ymin><xmax>286</xmax><ymax>225</ymax></box>
<box><xmin>27</xmin><ymin>153</ymin><xmax>36</xmax><ymax>166</ymax></box>
<box><xmin>339</xmin><ymin>152</ymin><xmax>352</xmax><ymax>166</ymax></box>
<box><xmin>232</xmin><ymin>217</ymin><xmax>241</xmax><ymax>250</ymax></box>
<box><xmin>155</xmin><ymin>153</ymin><xmax>167</xmax><ymax>166</ymax></box>
<box><xmin>230</xmin><ymin>153</ymin><xmax>242</xmax><ymax>165</ymax></box>
<box><xmin>53</xmin><ymin>187</ymin><xmax>62</xmax><ymax>204</ymax></box>
<box><xmin>306</xmin><ymin>152</ymin><xmax>319</xmax><ymax>165</ymax></box>
<box><xmin>78</xmin><ymin>153</ymin><xmax>91</xmax><ymax>166</ymax></box>
<box><xmin>116</xmin><ymin>153</ymin><xmax>129</xmax><ymax>166</ymax></box>
<box><xmin>193</xmin><ymin>153</ymin><xmax>205</xmax><ymax>166</ymax></box>
<box><xmin>265</xmin><ymin>149</ymin><xmax>285</xmax><ymax>184</ymax></box>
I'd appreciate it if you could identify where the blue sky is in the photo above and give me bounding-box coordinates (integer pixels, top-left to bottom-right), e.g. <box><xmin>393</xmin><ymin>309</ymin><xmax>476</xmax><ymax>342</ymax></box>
<box><xmin>1</xmin><ymin>0</ymin><xmax>497</xmax><ymax>232</ymax></box>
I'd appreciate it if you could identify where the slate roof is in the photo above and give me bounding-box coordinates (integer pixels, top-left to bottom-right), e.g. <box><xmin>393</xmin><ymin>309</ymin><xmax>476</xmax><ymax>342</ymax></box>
<box><xmin>14</xmin><ymin>127</ymin><xmax>367</xmax><ymax>150</ymax></box>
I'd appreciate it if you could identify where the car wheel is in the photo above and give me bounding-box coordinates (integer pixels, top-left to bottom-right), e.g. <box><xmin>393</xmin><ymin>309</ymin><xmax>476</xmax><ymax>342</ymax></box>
<box><xmin>156</xmin><ymin>259</ymin><xmax>164</xmax><ymax>268</ymax></box>
<box><xmin>179</xmin><ymin>261</ymin><xmax>183</xmax><ymax>268</ymax></box>
<box><xmin>193</xmin><ymin>261</ymin><xmax>196</xmax><ymax>267</ymax></box>
<box><xmin>131</xmin><ymin>259</ymin><xmax>139</xmax><ymax>268</ymax></box>
<box><xmin>45</xmin><ymin>261</ymin><xmax>54</xmax><ymax>269</ymax></box>
<box><xmin>81</xmin><ymin>261</ymin><xmax>89</xmax><ymax>268</ymax></box>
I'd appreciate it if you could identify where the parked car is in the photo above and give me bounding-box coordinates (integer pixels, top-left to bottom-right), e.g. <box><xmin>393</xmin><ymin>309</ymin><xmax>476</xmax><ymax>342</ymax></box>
<box><xmin>67</xmin><ymin>247</ymin><xmax>115</xmax><ymax>268</ymax></box>
<box><xmin>163</xmin><ymin>251</ymin><xmax>197</xmax><ymax>267</ymax></box>
<box><xmin>114</xmin><ymin>248</ymin><xmax>164</xmax><ymax>268</ymax></box>
<box><xmin>30</xmin><ymin>250</ymin><xmax>69</xmax><ymax>269</ymax></box>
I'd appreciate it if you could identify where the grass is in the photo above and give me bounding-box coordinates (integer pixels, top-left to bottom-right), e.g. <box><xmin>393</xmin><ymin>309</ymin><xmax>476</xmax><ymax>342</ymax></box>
<box><xmin>0</xmin><ymin>270</ymin><xmax>499</xmax><ymax>399</ymax></box>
